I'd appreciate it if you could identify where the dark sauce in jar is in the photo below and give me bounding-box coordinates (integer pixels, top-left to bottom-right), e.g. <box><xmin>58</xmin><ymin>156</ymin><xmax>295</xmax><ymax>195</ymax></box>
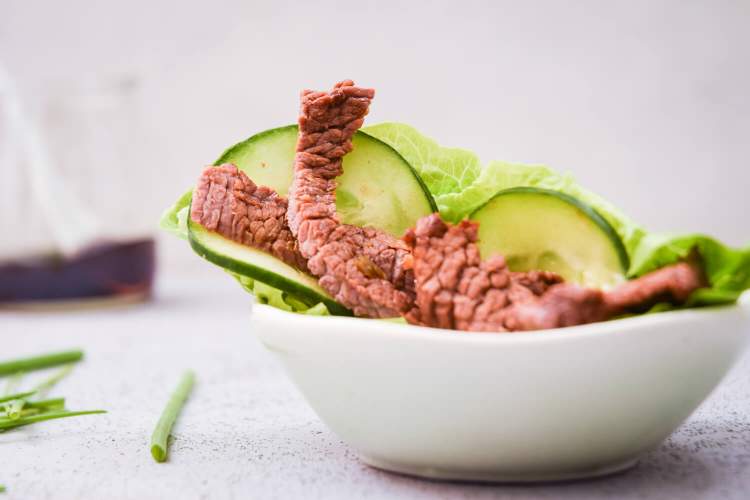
<box><xmin>0</xmin><ymin>238</ymin><xmax>155</xmax><ymax>304</ymax></box>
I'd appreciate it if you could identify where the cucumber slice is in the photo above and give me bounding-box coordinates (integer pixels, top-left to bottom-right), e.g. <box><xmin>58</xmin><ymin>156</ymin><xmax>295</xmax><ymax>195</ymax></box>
<box><xmin>217</xmin><ymin>125</ymin><xmax>437</xmax><ymax>238</ymax></box>
<box><xmin>469</xmin><ymin>187</ymin><xmax>629</xmax><ymax>288</ymax></box>
<box><xmin>188</xmin><ymin>219</ymin><xmax>352</xmax><ymax>316</ymax></box>
<box><xmin>189</xmin><ymin>125</ymin><xmax>435</xmax><ymax>315</ymax></box>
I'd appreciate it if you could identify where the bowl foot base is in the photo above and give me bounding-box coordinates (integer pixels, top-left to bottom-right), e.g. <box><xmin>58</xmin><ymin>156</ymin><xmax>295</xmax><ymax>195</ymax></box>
<box><xmin>358</xmin><ymin>455</ymin><xmax>639</xmax><ymax>483</ymax></box>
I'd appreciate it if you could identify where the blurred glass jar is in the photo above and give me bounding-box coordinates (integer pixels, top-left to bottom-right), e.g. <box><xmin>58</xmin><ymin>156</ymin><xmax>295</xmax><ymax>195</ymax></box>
<box><xmin>43</xmin><ymin>76</ymin><xmax>152</xmax><ymax>240</ymax></box>
<box><xmin>0</xmin><ymin>73</ymin><xmax>156</xmax><ymax>306</ymax></box>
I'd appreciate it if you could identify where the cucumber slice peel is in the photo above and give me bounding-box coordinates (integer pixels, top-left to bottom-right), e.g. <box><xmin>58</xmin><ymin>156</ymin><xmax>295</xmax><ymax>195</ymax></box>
<box><xmin>470</xmin><ymin>187</ymin><xmax>629</xmax><ymax>288</ymax></box>
<box><xmin>188</xmin><ymin>218</ymin><xmax>352</xmax><ymax>316</ymax></box>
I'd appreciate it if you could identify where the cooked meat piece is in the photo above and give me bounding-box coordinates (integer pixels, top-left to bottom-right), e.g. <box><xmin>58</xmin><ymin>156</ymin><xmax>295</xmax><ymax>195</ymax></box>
<box><xmin>191</xmin><ymin>164</ymin><xmax>308</xmax><ymax>271</ymax></box>
<box><xmin>604</xmin><ymin>258</ymin><xmax>706</xmax><ymax>312</ymax></box>
<box><xmin>403</xmin><ymin>214</ymin><xmax>563</xmax><ymax>331</ymax></box>
<box><xmin>404</xmin><ymin>214</ymin><xmax>707</xmax><ymax>332</ymax></box>
<box><xmin>510</xmin><ymin>259</ymin><xmax>707</xmax><ymax>331</ymax></box>
<box><xmin>287</xmin><ymin>80</ymin><xmax>414</xmax><ymax>318</ymax></box>
<box><xmin>506</xmin><ymin>285</ymin><xmax>613</xmax><ymax>331</ymax></box>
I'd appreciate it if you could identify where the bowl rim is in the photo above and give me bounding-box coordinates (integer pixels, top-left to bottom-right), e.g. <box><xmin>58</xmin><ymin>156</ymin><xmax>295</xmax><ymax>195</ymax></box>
<box><xmin>251</xmin><ymin>291</ymin><xmax>750</xmax><ymax>346</ymax></box>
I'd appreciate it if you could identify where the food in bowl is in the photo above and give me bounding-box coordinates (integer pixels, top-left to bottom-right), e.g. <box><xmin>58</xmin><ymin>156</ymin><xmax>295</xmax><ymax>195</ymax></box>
<box><xmin>162</xmin><ymin>80</ymin><xmax>750</xmax><ymax>330</ymax></box>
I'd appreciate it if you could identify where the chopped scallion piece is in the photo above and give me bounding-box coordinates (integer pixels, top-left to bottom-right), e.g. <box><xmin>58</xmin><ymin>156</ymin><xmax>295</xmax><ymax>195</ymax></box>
<box><xmin>26</xmin><ymin>398</ymin><xmax>66</xmax><ymax>411</ymax></box>
<box><xmin>0</xmin><ymin>410</ymin><xmax>106</xmax><ymax>431</ymax></box>
<box><xmin>150</xmin><ymin>371</ymin><xmax>195</xmax><ymax>463</ymax></box>
<box><xmin>0</xmin><ymin>350</ymin><xmax>83</xmax><ymax>377</ymax></box>
<box><xmin>0</xmin><ymin>391</ymin><xmax>36</xmax><ymax>404</ymax></box>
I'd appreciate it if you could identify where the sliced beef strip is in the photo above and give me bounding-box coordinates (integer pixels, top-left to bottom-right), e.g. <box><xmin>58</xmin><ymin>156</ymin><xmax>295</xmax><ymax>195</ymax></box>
<box><xmin>287</xmin><ymin>80</ymin><xmax>414</xmax><ymax>318</ymax></box>
<box><xmin>404</xmin><ymin>214</ymin><xmax>707</xmax><ymax>332</ymax></box>
<box><xmin>403</xmin><ymin>214</ymin><xmax>563</xmax><ymax>331</ymax></box>
<box><xmin>509</xmin><ymin>259</ymin><xmax>706</xmax><ymax>331</ymax></box>
<box><xmin>191</xmin><ymin>163</ymin><xmax>308</xmax><ymax>272</ymax></box>
<box><xmin>604</xmin><ymin>258</ymin><xmax>705</xmax><ymax>312</ymax></box>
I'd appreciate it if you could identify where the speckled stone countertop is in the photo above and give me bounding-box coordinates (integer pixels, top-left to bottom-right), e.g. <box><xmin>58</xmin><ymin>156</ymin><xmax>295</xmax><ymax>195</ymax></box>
<box><xmin>2</xmin><ymin>277</ymin><xmax>749</xmax><ymax>500</ymax></box>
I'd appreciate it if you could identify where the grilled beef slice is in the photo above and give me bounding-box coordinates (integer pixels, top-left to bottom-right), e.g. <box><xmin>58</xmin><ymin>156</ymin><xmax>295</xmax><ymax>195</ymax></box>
<box><xmin>287</xmin><ymin>80</ymin><xmax>414</xmax><ymax>318</ymax></box>
<box><xmin>191</xmin><ymin>164</ymin><xmax>308</xmax><ymax>271</ymax></box>
<box><xmin>404</xmin><ymin>214</ymin><xmax>706</xmax><ymax>332</ymax></box>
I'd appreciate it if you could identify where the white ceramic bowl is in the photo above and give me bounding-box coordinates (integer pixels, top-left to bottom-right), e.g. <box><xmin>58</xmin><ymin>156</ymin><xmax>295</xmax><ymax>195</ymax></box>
<box><xmin>251</xmin><ymin>293</ymin><xmax>750</xmax><ymax>482</ymax></box>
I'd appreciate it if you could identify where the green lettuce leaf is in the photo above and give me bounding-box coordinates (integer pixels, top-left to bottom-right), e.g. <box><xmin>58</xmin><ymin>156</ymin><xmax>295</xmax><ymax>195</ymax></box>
<box><xmin>446</xmin><ymin>160</ymin><xmax>648</xmax><ymax>257</ymax></box>
<box><xmin>629</xmin><ymin>233</ymin><xmax>750</xmax><ymax>304</ymax></box>
<box><xmin>159</xmin><ymin>189</ymin><xmax>192</xmax><ymax>240</ymax></box>
<box><xmin>363</xmin><ymin>123</ymin><xmax>646</xmax><ymax>254</ymax></box>
<box><xmin>233</xmin><ymin>273</ymin><xmax>330</xmax><ymax>315</ymax></box>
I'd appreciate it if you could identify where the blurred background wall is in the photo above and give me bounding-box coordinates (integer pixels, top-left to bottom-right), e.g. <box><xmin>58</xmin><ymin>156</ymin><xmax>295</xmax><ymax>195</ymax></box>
<box><xmin>1</xmin><ymin>0</ymin><xmax>748</xmax><ymax>280</ymax></box>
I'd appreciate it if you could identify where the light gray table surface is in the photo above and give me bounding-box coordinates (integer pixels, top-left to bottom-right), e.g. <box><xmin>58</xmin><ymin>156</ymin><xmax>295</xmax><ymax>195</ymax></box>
<box><xmin>2</xmin><ymin>277</ymin><xmax>749</xmax><ymax>500</ymax></box>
